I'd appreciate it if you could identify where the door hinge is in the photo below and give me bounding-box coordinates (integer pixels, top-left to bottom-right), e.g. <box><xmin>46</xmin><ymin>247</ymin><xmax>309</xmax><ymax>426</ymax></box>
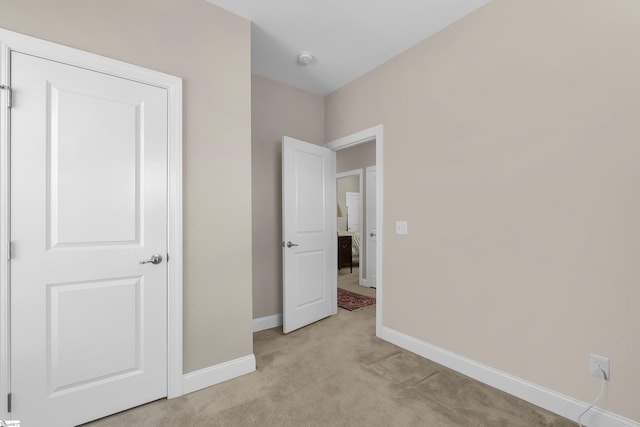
<box><xmin>6</xmin><ymin>241</ymin><xmax>12</xmax><ymax>261</ymax></box>
<box><xmin>7</xmin><ymin>393</ymin><xmax>11</xmax><ymax>413</ymax></box>
<box><xmin>0</xmin><ymin>85</ymin><xmax>12</xmax><ymax>108</ymax></box>
<box><xmin>166</xmin><ymin>253</ymin><xmax>170</xmax><ymax>262</ymax></box>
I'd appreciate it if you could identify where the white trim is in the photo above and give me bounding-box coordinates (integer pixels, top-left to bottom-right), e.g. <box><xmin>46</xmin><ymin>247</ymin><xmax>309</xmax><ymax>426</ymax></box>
<box><xmin>0</xmin><ymin>29</ymin><xmax>181</xmax><ymax>89</ymax></box>
<box><xmin>0</xmin><ymin>28</ymin><xmax>184</xmax><ymax>417</ymax></box>
<box><xmin>336</xmin><ymin>168</ymin><xmax>364</xmax><ymax>286</ymax></box>
<box><xmin>166</xmin><ymin>61</ymin><xmax>184</xmax><ymax>399</ymax></box>
<box><xmin>252</xmin><ymin>314</ymin><xmax>283</xmax><ymax>332</ymax></box>
<box><xmin>0</xmin><ymin>39</ymin><xmax>11</xmax><ymax>420</ymax></box>
<box><xmin>336</xmin><ymin>169</ymin><xmax>363</xmax><ymax>179</ymax></box>
<box><xmin>182</xmin><ymin>355</ymin><xmax>256</xmax><ymax>396</ymax></box>
<box><xmin>325</xmin><ymin>124</ymin><xmax>384</xmax><ymax>337</ymax></box>
<box><xmin>325</xmin><ymin>127</ymin><xmax>377</xmax><ymax>151</ymax></box>
<box><xmin>381</xmin><ymin>326</ymin><xmax>640</xmax><ymax>427</ymax></box>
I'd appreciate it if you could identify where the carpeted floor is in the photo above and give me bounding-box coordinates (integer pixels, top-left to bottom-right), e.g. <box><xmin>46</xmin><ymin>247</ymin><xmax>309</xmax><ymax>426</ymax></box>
<box><xmin>84</xmin><ymin>297</ymin><xmax>575</xmax><ymax>426</ymax></box>
<box><xmin>338</xmin><ymin>265</ymin><xmax>376</xmax><ymax>298</ymax></box>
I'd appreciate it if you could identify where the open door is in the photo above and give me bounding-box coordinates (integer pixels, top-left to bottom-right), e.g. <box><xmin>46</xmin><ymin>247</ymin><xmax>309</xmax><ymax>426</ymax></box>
<box><xmin>282</xmin><ymin>136</ymin><xmax>336</xmax><ymax>334</ymax></box>
<box><xmin>365</xmin><ymin>166</ymin><xmax>377</xmax><ymax>287</ymax></box>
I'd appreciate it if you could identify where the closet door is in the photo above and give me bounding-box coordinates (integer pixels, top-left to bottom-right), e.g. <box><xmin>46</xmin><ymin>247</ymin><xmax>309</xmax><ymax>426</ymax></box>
<box><xmin>10</xmin><ymin>51</ymin><xmax>168</xmax><ymax>427</ymax></box>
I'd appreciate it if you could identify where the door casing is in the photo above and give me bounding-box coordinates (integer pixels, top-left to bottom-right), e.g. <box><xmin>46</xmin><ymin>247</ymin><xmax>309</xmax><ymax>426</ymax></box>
<box><xmin>0</xmin><ymin>28</ymin><xmax>184</xmax><ymax>419</ymax></box>
<box><xmin>325</xmin><ymin>125</ymin><xmax>384</xmax><ymax>338</ymax></box>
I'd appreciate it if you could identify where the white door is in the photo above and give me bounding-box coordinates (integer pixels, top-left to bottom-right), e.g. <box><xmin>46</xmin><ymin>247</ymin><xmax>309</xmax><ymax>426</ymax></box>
<box><xmin>282</xmin><ymin>136</ymin><xmax>336</xmax><ymax>334</ymax></box>
<box><xmin>10</xmin><ymin>52</ymin><xmax>168</xmax><ymax>426</ymax></box>
<box><xmin>345</xmin><ymin>192</ymin><xmax>362</xmax><ymax>233</ymax></box>
<box><xmin>365</xmin><ymin>166</ymin><xmax>377</xmax><ymax>287</ymax></box>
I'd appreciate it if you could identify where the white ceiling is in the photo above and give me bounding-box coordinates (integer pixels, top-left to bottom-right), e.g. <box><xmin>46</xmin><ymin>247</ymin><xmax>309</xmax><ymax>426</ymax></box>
<box><xmin>206</xmin><ymin>0</ymin><xmax>491</xmax><ymax>95</ymax></box>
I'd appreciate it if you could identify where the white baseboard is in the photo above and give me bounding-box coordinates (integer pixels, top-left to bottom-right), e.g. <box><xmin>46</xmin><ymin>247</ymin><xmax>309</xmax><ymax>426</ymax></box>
<box><xmin>380</xmin><ymin>327</ymin><xmax>639</xmax><ymax>427</ymax></box>
<box><xmin>182</xmin><ymin>354</ymin><xmax>256</xmax><ymax>395</ymax></box>
<box><xmin>253</xmin><ymin>313</ymin><xmax>282</xmax><ymax>332</ymax></box>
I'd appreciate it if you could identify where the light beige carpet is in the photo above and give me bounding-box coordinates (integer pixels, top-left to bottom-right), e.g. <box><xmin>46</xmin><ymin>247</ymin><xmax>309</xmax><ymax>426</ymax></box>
<box><xmin>84</xmin><ymin>303</ymin><xmax>574</xmax><ymax>426</ymax></box>
<box><xmin>338</xmin><ymin>265</ymin><xmax>376</xmax><ymax>299</ymax></box>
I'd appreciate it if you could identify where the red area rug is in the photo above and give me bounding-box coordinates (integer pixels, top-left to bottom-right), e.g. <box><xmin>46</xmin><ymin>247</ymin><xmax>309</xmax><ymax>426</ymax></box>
<box><xmin>337</xmin><ymin>288</ymin><xmax>376</xmax><ymax>311</ymax></box>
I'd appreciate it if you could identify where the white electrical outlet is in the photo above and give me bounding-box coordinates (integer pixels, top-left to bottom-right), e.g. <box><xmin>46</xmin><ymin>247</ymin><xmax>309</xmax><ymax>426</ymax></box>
<box><xmin>589</xmin><ymin>354</ymin><xmax>610</xmax><ymax>380</ymax></box>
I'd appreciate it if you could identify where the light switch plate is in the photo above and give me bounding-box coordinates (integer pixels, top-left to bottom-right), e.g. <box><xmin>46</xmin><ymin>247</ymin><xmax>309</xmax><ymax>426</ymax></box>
<box><xmin>395</xmin><ymin>221</ymin><xmax>408</xmax><ymax>235</ymax></box>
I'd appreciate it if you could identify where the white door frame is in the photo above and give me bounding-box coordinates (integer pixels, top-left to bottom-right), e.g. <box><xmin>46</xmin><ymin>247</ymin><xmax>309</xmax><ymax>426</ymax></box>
<box><xmin>325</xmin><ymin>125</ymin><xmax>383</xmax><ymax>337</ymax></box>
<box><xmin>0</xmin><ymin>28</ymin><xmax>184</xmax><ymax>419</ymax></box>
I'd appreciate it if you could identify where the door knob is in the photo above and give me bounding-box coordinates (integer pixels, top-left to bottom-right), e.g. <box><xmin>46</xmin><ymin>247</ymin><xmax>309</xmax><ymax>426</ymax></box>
<box><xmin>370</xmin><ymin>232</ymin><xmax>376</xmax><ymax>237</ymax></box>
<box><xmin>286</xmin><ymin>241</ymin><xmax>299</xmax><ymax>248</ymax></box>
<box><xmin>140</xmin><ymin>254</ymin><xmax>163</xmax><ymax>265</ymax></box>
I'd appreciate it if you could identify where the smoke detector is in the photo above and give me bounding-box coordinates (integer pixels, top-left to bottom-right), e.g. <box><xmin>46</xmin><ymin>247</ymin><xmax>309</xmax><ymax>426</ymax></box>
<box><xmin>297</xmin><ymin>51</ymin><xmax>314</xmax><ymax>65</ymax></box>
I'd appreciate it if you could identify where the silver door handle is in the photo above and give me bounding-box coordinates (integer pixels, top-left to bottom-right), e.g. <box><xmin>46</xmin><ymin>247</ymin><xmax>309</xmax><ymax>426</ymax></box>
<box><xmin>140</xmin><ymin>254</ymin><xmax>163</xmax><ymax>265</ymax></box>
<box><xmin>286</xmin><ymin>241</ymin><xmax>299</xmax><ymax>248</ymax></box>
<box><xmin>370</xmin><ymin>232</ymin><xmax>376</xmax><ymax>237</ymax></box>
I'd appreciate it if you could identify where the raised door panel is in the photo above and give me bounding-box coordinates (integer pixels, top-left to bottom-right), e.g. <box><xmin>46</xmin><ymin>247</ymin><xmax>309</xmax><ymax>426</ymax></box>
<box><xmin>294</xmin><ymin>150</ymin><xmax>326</xmax><ymax>235</ymax></box>
<box><xmin>48</xmin><ymin>85</ymin><xmax>141</xmax><ymax>247</ymax></box>
<box><xmin>48</xmin><ymin>277</ymin><xmax>142</xmax><ymax>395</ymax></box>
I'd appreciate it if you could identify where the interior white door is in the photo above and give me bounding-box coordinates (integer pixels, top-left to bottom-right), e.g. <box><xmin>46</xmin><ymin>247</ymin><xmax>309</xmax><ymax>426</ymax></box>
<box><xmin>10</xmin><ymin>52</ymin><xmax>168</xmax><ymax>426</ymax></box>
<box><xmin>345</xmin><ymin>192</ymin><xmax>362</xmax><ymax>233</ymax></box>
<box><xmin>365</xmin><ymin>166</ymin><xmax>377</xmax><ymax>287</ymax></box>
<box><xmin>282</xmin><ymin>136</ymin><xmax>336</xmax><ymax>334</ymax></box>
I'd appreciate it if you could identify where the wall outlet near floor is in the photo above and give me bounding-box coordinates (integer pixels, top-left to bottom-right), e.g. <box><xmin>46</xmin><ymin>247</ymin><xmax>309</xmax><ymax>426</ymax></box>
<box><xmin>589</xmin><ymin>354</ymin><xmax>610</xmax><ymax>380</ymax></box>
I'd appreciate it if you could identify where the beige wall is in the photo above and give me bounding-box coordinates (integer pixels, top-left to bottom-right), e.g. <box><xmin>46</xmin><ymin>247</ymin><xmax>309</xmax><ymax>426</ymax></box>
<box><xmin>0</xmin><ymin>0</ymin><xmax>253</xmax><ymax>373</ymax></box>
<box><xmin>336</xmin><ymin>141</ymin><xmax>376</xmax><ymax>173</ymax></box>
<box><xmin>251</xmin><ymin>74</ymin><xmax>324</xmax><ymax>319</ymax></box>
<box><xmin>326</xmin><ymin>0</ymin><xmax>640</xmax><ymax>421</ymax></box>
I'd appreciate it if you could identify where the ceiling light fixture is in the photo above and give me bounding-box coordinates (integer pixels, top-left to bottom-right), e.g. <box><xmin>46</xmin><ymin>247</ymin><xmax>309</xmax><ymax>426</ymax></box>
<box><xmin>297</xmin><ymin>51</ymin><xmax>314</xmax><ymax>65</ymax></box>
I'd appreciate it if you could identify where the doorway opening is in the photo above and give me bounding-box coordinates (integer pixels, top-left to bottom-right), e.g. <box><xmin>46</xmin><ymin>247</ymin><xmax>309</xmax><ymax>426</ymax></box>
<box><xmin>336</xmin><ymin>160</ymin><xmax>376</xmax><ymax>308</ymax></box>
<box><xmin>337</xmin><ymin>169</ymin><xmax>363</xmax><ymax>284</ymax></box>
<box><xmin>325</xmin><ymin>125</ymin><xmax>383</xmax><ymax>337</ymax></box>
